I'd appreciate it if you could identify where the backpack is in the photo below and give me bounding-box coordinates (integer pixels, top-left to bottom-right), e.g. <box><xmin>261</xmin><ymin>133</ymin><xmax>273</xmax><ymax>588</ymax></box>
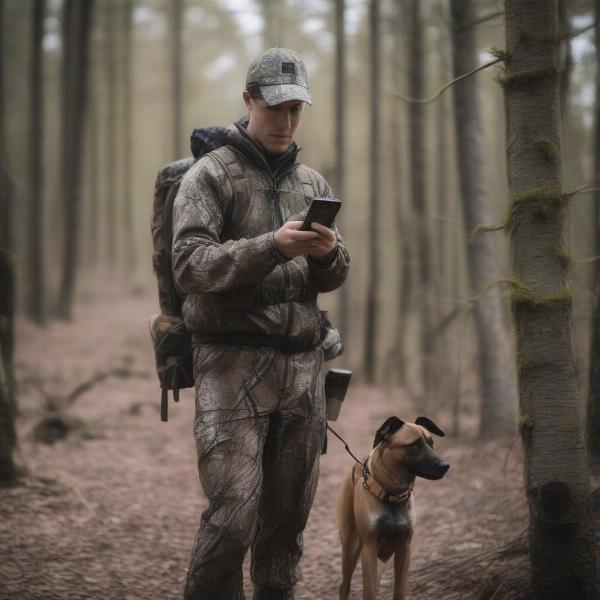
<box><xmin>149</xmin><ymin>126</ymin><xmax>344</xmax><ymax>422</ymax></box>
<box><xmin>149</xmin><ymin>127</ymin><xmax>229</xmax><ymax>422</ymax></box>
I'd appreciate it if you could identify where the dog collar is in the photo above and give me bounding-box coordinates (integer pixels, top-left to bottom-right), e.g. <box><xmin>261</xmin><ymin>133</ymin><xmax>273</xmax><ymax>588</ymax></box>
<box><xmin>363</xmin><ymin>471</ymin><xmax>414</xmax><ymax>503</ymax></box>
<box><xmin>353</xmin><ymin>461</ymin><xmax>414</xmax><ymax>504</ymax></box>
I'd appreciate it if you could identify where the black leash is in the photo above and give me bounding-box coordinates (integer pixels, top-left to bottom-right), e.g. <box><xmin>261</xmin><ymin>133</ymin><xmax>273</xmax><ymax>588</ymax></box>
<box><xmin>326</xmin><ymin>423</ymin><xmax>367</xmax><ymax>470</ymax></box>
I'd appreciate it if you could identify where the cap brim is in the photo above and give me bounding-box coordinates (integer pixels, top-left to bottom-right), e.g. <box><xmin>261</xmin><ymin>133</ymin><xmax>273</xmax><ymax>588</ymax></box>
<box><xmin>260</xmin><ymin>84</ymin><xmax>312</xmax><ymax>106</ymax></box>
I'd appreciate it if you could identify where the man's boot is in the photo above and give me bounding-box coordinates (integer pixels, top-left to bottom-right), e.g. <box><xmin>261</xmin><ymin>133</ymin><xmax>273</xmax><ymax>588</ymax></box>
<box><xmin>253</xmin><ymin>584</ymin><xmax>294</xmax><ymax>600</ymax></box>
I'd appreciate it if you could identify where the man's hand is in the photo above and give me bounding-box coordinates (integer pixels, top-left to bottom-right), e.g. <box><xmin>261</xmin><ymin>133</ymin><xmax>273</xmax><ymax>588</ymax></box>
<box><xmin>274</xmin><ymin>221</ymin><xmax>319</xmax><ymax>258</ymax></box>
<box><xmin>274</xmin><ymin>221</ymin><xmax>337</xmax><ymax>260</ymax></box>
<box><xmin>306</xmin><ymin>222</ymin><xmax>337</xmax><ymax>262</ymax></box>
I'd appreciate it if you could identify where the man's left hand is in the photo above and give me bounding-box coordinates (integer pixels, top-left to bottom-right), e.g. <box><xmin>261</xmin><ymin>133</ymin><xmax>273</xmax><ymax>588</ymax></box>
<box><xmin>306</xmin><ymin>222</ymin><xmax>337</xmax><ymax>263</ymax></box>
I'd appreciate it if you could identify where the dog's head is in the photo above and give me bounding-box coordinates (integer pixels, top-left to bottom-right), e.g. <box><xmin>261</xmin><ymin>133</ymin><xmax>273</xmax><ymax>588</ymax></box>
<box><xmin>373</xmin><ymin>416</ymin><xmax>450</xmax><ymax>480</ymax></box>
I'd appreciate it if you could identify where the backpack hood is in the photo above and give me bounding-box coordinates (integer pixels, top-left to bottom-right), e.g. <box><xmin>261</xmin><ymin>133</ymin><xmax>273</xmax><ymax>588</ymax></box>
<box><xmin>190</xmin><ymin>126</ymin><xmax>230</xmax><ymax>159</ymax></box>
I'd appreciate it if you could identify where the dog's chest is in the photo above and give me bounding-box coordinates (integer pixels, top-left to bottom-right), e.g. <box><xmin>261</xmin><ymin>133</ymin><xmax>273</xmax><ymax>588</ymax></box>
<box><xmin>368</xmin><ymin>502</ymin><xmax>414</xmax><ymax>539</ymax></box>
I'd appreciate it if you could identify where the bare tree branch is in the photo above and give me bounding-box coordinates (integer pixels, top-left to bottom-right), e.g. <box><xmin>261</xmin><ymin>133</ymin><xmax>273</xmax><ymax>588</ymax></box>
<box><xmin>393</xmin><ymin>57</ymin><xmax>503</xmax><ymax>104</ymax></box>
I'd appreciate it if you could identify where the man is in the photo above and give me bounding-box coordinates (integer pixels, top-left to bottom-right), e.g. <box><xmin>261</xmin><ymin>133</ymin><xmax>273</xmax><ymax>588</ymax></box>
<box><xmin>172</xmin><ymin>47</ymin><xmax>350</xmax><ymax>600</ymax></box>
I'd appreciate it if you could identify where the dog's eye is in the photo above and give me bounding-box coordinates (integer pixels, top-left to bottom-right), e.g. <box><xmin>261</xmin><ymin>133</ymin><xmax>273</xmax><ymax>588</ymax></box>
<box><xmin>407</xmin><ymin>440</ymin><xmax>420</xmax><ymax>451</ymax></box>
<box><xmin>427</xmin><ymin>438</ymin><xmax>434</xmax><ymax>448</ymax></box>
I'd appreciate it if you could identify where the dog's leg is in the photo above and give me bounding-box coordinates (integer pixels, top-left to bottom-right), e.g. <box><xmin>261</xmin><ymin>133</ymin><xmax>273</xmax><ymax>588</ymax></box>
<box><xmin>392</xmin><ymin>539</ymin><xmax>411</xmax><ymax>600</ymax></box>
<box><xmin>360</xmin><ymin>543</ymin><xmax>379</xmax><ymax>600</ymax></box>
<box><xmin>339</xmin><ymin>532</ymin><xmax>361</xmax><ymax>600</ymax></box>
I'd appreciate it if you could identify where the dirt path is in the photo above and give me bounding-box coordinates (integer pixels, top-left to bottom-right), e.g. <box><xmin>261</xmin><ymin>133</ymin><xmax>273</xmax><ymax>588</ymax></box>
<box><xmin>1</xmin><ymin>293</ymin><xmax>535</xmax><ymax>599</ymax></box>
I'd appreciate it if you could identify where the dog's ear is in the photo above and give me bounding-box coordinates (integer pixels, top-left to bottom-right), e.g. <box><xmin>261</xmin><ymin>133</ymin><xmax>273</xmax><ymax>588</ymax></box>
<box><xmin>373</xmin><ymin>417</ymin><xmax>404</xmax><ymax>448</ymax></box>
<box><xmin>415</xmin><ymin>416</ymin><xmax>445</xmax><ymax>437</ymax></box>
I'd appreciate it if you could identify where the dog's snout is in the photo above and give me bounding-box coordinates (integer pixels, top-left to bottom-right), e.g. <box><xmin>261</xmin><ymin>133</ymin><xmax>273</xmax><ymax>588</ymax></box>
<box><xmin>437</xmin><ymin>460</ymin><xmax>450</xmax><ymax>475</ymax></box>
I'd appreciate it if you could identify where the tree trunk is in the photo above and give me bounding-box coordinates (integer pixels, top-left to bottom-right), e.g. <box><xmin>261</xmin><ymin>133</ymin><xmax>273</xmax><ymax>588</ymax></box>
<box><xmin>450</xmin><ymin>0</ymin><xmax>516</xmax><ymax>437</ymax></box>
<box><xmin>558</xmin><ymin>0</ymin><xmax>572</xmax><ymax>123</ymax></box>
<box><xmin>104</xmin><ymin>0</ymin><xmax>117</xmax><ymax>271</ymax></box>
<box><xmin>122</xmin><ymin>0</ymin><xmax>135</xmax><ymax>273</ymax></box>
<box><xmin>364</xmin><ymin>0</ymin><xmax>380</xmax><ymax>383</ymax></box>
<box><xmin>335</xmin><ymin>0</ymin><xmax>350</xmax><ymax>346</ymax></box>
<box><xmin>0</xmin><ymin>0</ymin><xmax>17</xmax><ymax>484</ymax></box>
<box><xmin>27</xmin><ymin>0</ymin><xmax>45</xmax><ymax>324</ymax></box>
<box><xmin>587</xmin><ymin>0</ymin><xmax>600</xmax><ymax>457</ymax></box>
<box><xmin>503</xmin><ymin>0</ymin><xmax>598</xmax><ymax>596</ymax></box>
<box><xmin>172</xmin><ymin>0</ymin><xmax>183</xmax><ymax>158</ymax></box>
<box><xmin>407</xmin><ymin>0</ymin><xmax>433</xmax><ymax>397</ymax></box>
<box><xmin>57</xmin><ymin>0</ymin><xmax>94</xmax><ymax>319</ymax></box>
<box><xmin>392</xmin><ymin>0</ymin><xmax>409</xmax><ymax>386</ymax></box>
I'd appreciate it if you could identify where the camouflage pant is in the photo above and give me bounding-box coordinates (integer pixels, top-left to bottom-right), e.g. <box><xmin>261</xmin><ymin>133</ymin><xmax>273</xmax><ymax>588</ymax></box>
<box><xmin>183</xmin><ymin>343</ymin><xmax>326</xmax><ymax>600</ymax></box>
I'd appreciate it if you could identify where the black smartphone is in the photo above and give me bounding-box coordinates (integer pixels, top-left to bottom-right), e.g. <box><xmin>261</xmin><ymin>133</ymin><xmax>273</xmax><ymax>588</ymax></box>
<box><xmin>300</xmin><ymin>197</ymin><xmax>342</xmax><ymax>231</ymax></box>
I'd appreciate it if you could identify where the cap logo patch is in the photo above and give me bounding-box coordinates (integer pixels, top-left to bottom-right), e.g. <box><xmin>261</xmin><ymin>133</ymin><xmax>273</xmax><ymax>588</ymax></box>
<box><xmin>281</xmin><ymin>62</ymin><xmax>296</xmax><ymax>74</ymax></box>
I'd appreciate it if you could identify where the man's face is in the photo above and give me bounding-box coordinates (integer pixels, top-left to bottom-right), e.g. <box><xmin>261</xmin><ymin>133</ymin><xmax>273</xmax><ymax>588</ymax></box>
<box><xmin>243</xmin><ymin>93</ymin><xmax>304</xmax><ymax>155</ymax></box>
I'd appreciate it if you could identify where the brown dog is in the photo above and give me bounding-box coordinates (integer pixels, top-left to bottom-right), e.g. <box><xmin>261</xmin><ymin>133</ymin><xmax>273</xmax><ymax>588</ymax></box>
<box><xmin>336</xmin><ymin>416</ymin><xmax>449</xmax><ymax>600</ymax></box>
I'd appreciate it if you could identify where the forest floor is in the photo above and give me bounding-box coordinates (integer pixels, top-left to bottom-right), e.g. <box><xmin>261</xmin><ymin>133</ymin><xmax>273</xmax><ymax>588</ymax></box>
<box><xmin>2</xmin><ymin>290</ymin><xmax>599</xmax><ymax>600</ymax></box>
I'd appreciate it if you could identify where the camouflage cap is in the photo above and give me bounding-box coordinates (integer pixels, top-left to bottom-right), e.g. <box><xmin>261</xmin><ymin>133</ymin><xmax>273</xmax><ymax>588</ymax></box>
<box><xmin>246</xmin><ymin>47</ymin><xmax>312</xmax><ymax>106</ymax></box>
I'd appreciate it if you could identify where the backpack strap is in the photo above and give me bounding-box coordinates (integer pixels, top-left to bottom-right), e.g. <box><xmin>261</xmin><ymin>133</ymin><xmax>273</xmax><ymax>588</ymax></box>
<box><xmin>210</xmin><ymin>146</ymin><xmax>247</xmax><ymax>238</ymax></box>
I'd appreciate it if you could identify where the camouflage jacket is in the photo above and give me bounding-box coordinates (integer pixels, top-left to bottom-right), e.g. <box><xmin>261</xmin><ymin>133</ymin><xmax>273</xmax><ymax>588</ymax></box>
<box><xmin>172</xmin><ymin>120</ymin><xmax>350</xmax><ymax>344</ymax></box>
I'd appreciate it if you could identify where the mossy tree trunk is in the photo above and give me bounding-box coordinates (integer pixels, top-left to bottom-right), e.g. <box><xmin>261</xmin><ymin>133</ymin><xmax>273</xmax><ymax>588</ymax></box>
<box><xmin>503</xmin><ymin>0</ymin><xmax>598</xmax><ymax>596</ymax></box>
<box><xmin>407</xmin><ymin>0</ymin><xmax>433</xmax><ymax>397</ymax></box>
<box><xmin>364</xmin><ymin>0</ymin><xmax>380</xmax><ymax>383</ymax></box>
<box><xmin>587</xmin><ymin>0</ymin><xmax>600</xmax><ymax>457</ymax></box>
<box><xmin>450</xmin><ymin>0</ymin><xmax>516</xmax><ymax>437</ymax></box>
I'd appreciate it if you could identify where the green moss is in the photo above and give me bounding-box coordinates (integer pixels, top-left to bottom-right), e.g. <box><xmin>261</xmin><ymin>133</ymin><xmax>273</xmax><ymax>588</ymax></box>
<box><xmin>497</xmin><ymin>65</ymin><xmax>559</xmax><ymax>91</ymax></box>
<box><xmin>533</xmin><ymin>138</ymin><xmax>559</xmax><ymax>162</ymax></box>
<box><xmin>518</xmin><ymin>412</ymin><xmax>534</xmax><ymax>433</ymax></box>
<box><xmin>508</xmin><ymin>278</ymin><xmax>572</xmax><ymax>310</ymax></box>
<box><xmin>489</xmin><ymin>47</ymin><xmax>511</xmax><ymax>62</ymax></box>
<box><xmin>557</xmin><ymin>248</ymin><xmax>572</xmax><ymax>270</ymax></box>
<box><xmin>505</xmin><ymin>185</ymin><xmax>563</xmax><ymax>231</ymax></box>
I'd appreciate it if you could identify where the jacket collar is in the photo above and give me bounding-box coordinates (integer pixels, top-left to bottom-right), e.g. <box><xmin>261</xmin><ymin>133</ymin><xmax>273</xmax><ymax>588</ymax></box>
<box><xmin>229</xmin><ymin>118</ymin><xmax>300</xmax><ymax>179</ymax></box>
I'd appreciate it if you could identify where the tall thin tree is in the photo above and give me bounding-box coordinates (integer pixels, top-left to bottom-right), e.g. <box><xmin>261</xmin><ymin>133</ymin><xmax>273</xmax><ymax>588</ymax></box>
<box><xmin>122</xmin><ymin>0</ymin><xmax>135</xmax><ymax>273</ymax></box>
<box><xmin>56</xmin><ymin>0</ymin><xmax>95</xmax><ymax>318</ymax></box>
<box><xmin>450</xmin><ymin>0</ymin><xmax>516</xmax><ymax>437</ymax></box>
<box><xmin>104</xmin><ymin>0</ymin><xmax>118</xmax><ymax>271</ymax></box>
<box><xmin>392</xmin><ymin>0</ymin><xmax>411</xmax><ymax>385</ymax></box>
<box><xmin>407</xmin><ymin>0</ymin><xmax>433</xmax><ymax>396</ymax></box>
<box><xmin>172</xmin><ymin>0</ymin><xmax>183</xmax><ymax>158</ymax></box>
<box><xmin>0</xmin><ymin>0</ymin><xmax>17</xmax><ymax>484</ymax></box>
<box><xmin>364</xmin><ymin>0</ymin><xmax>380</xmax><ymax>383</ymax></box>
<box><xmin>503</xmin><ymin>0</ymin><xmax>598</xmax><ymax>596</ymax></box>
<box><xmin>335</xmin><ymin>0</ymin><xmax>349</xmax><ymax>344</ymax></box>
<box><xmin>587</xmin><ymin>0</ymin><xmax>600</xmax><ymax>456</ymax></box>
<box><xmin>27</xmin><ymin>0</ymin><xmax>45</xmax><ymax>324</ymax></box>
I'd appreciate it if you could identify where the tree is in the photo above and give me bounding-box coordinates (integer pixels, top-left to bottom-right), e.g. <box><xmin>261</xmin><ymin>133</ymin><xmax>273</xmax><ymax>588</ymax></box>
<box><xmin>104</xmin><ymin>0</ymin><xmax>118</xmax><ymax>271</ymax></box>
<box><xmin>587</xmin><ymin>0</ymin><xmax>600</xmax><ymax>456</ymax></box>
<box><xmin>391</xmin><ymin>0</ymin><xmax>411</xmax><ymax>386</ymax></box>
<box><xmin>122</xmin><ymin>0</ymin><xmax>135</xmax><ymax>273</ymax></box>
<box><xmin>56</xmin><ymin>0</ymin><xmax>95</xmax><ymax>319</ymax></box>
<box><xmin>503</xmin><ymin>0</ymin><xmax>598</xmax><ymax>596</ymax></box>
<box><xmin>406</xmin><ymin>0</ymin><xmax>433</xmax><ymax>397</ymax></box>
<box><xmin>0</xmin><ymin>0</ymin><xmax>17</xmax><ymax>484</ymax></box>
<box><xmin>450</xmin><ymin>0</ymin><xmax>516</xmax><ymax>437</ymax></box>
<box><xmin>27</xmin><ymin>0</ymin><xmax>45</xmax><ymax>324</ymax></box>
<box><xmin>335</xmin><ymin>0</ymin><xmax>350</xmax><ymax>346</ymax></box>
<box><xmin>364</xmin><ymin>0</ymin><xmax>380</xmax><ymax>383</ymax></box>
<box><xmin>171</xmin><ymin>0</ymin><xmax>183</xmax><ymax>157</ymax></box>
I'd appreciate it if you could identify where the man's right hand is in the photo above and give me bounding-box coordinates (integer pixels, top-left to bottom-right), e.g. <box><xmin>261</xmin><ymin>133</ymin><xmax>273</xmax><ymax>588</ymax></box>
<box><xmin>274</xmin><ymin>221</ymin><xmax>320</xmax><ymax>259</ymax></box>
